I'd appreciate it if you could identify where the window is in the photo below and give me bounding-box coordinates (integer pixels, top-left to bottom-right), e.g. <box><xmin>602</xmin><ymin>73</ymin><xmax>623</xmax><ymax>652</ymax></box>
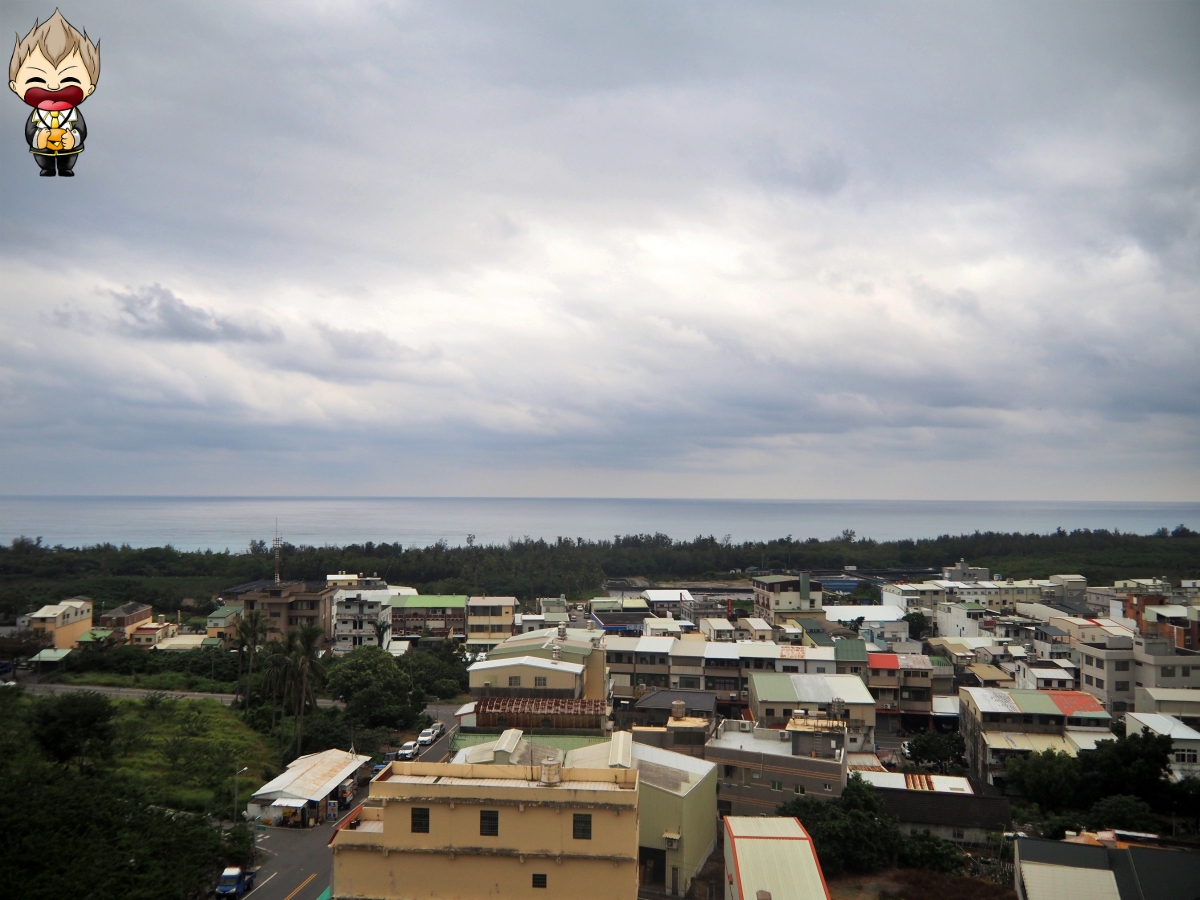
<box><xmin>1184</xmin><ymin>667</ymin><xmax>1192</xmax><ymax>677</ymax></box>
<box><xmin>823</xmin><ymin>783</ymin><xmax>833</xmax><ymax>792</ymax></box>
<box><xmin>480</xmin><ymin>810</ymin><xmax>499</xmax><ymax>836</ymax></box>
<box><xmin>765</xmin><ymin>708</ymin><xmax>775</xmax><ymax>717</ymax></box>
<box><xmin>782</xmin><ymin>709</ymin><xmax>793</xmax><ymax>717</ymax></box>
<box><xmin>770</xmin><ymin>780</ymin><xmax>783</xmax><ymax>792</ymax></box>
<box><xmin>952</xmin><ymin>829</ymin><xmax>966</xmax><ymax>841</ymax></box>
<box><xmin>411</xmin><ymin>807</ymin><xmax>429</xmax><ymax>833</ymax></box>
<box><xmin>508</xmin><ymin>676</ymin><xmax>521</xmax><ymax>687</ymax></box>
<box><xmin>1115</xmin><ymin>660</ymin><xmax>1129</xmax><ymax>671</ymax></box>
<box><xmin>1176</xmin><ymin>749</ymin><xmax>1198</xmax><ymax>764</ymax></box>
<box><xmin>1116</xmin><ymin>681</ymin><xmax>1129</xmax><ymax>692</ymax></box>
<box><xmin>815</xmin><ymin>666</ymin><xmax>826</xmax><ymax>674</ymax></box>
<box><xmin>1085</xmin><ymin>675</ymin><xmax>1093</xmax><ymax>686</ymax></box>
<box><xmin>1095</xmin><ymin>679</ymin><xmax>1104</xmax><ymax>689</ymax></box>
<box><xmin>532</xmin><ymin>874</ymin><xmax>547</xmax><ymax>889</ymax></box>
<box><xmin>793</xmin><ymin>784</ymin><xmax>805</xmax><ymax>794</ymax></box>
<box><xmin>573</xmin><ymin>813</ymin><xmax>592</xmax><ymax>840</ymax></box>
<box><xmin>1084</xmin><ymin>655</ymin><xmax>1093</xmax><ymax>666</ymax></box>
<box><xmin>534</xmin><ymin>677</ymin><xmax>547</xmax><ymax>687</ymax></box>
<box><xmin>1162</xmin><ymin>667</ymin><xmax>1176</xmax><ymax>678</ymax></box>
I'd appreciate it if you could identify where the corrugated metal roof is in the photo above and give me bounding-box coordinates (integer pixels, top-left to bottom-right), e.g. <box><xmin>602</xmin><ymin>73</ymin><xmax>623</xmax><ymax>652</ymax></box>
<box><xmin>789</xmin><ymin>674</ymin><xmax>835</xmax><ymax>704</ymax></box>
<box><xmin>1045</xmin><ymin>690</ymin><xmax>1108</xmax><ymax>718</ymax></box>
<box><xmin>252</xmin><ymin>749</ymin><xmax>371</xmax><ymax>803</ymax></box>
<box><xmin>1125</xmin><ymin>712</ymin><xmax>1200</xmax><ymax>741</ymax></box>
<box><xmin>729</xmin><ymin>825</ymin><xmax>830</xmax><ymax>900</ymax></box>
<box><xmin>388</xmin><ymin>595</ymin><xmax>467</xmax><ymax>609</ymax></box>
<box><xmin>868</xmin><ymin>652</ymin><xmax>900</xmax><ymax>668</ymax></box>
<box><xmin>962</xmin><ymin>687</ymin><xmax>1021</xmax><ymax>714</ymax></box>
<box><xmin>1020</xmin><ymin>861</ymin><xmax>1121</xmax><ymax>900</ymax></box>
<box><xmin>468</xmin><ymin>655</ymin><xmax>585</xmax><ymax>675</ymax></box>
<box><xmin>726</xmin><ymin>817</ymin><xmax>809</xmax><ymax>838</ymax></box>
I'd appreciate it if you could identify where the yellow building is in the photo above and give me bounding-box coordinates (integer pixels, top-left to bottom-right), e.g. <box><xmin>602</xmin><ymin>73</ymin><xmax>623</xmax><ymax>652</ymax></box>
<box><xmin>478</xmin><ymin>625</ymin><xmax>609</xmax><ymax>701</ymax></box>
<box><xmin>469</xmin><ymin>654</ymin><xmax>586</xmax><ymax>698</ymax></box>
<box><xmin>466</xmin><ymin>595</ymin><xmax>518</xmax><ymax>652</ymax></box>
<box><xmin>330</xmin><ymin>760</ymin><xmax>640</xmax><ymax>900</ymax></box>
<box><xmin>28</xmin><ymin>597</ymin><xmax>93</xmax><ymax>649</ymax></box>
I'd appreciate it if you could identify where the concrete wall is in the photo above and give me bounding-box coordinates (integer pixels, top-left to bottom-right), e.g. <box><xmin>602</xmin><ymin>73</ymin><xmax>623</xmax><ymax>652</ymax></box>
<box><xmin>637</xmin><ymin>770</ymin><xmax>718</xmax><ymax>898</ymax></box>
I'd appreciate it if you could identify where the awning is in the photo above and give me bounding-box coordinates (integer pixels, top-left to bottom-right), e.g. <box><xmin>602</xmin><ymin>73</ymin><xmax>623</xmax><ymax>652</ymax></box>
<box><xmin>270</xmin><ymin>798</ymin><xmax>308</xmax><ymax>808</ymax></box>
<box><xmin>31</xmin><ymin>649</ymin><xmax>73</xmax><ymax>662</ymax></box>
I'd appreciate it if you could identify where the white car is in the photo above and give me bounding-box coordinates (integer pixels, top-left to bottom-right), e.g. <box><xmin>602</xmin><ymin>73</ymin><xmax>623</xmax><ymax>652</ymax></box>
<box><xmin>397</xmin><ymin>741</ymin><xmax>420</xmax><ymax>760</ymax></box>
<box><xmin>418</xmin><ymin>728</ymin><xmax>436</xmax><ymax>746</ymax></box>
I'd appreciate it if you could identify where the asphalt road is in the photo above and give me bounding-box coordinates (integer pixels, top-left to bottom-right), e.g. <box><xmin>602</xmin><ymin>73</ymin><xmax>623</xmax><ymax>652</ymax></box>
<box><xmin>19</xmin><ymin>680</ymin><xmax>342</xmax><ymax>707</ymax></box>
<box><xmin>248</xmin><ymin>815</ymin><xmax>343</xmax><ymax>900</ymax></box>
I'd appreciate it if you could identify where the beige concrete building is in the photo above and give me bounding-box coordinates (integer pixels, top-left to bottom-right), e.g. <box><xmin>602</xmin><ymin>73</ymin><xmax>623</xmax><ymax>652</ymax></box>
<box><xmin>98</xmin><ymin>601</ymin><xmax>152</xmax><ymax>641</ymax></box>
<box><xmin>752</xmin><ymin>574</ymin><xmax>822</xmax><ymax>625</ymax></box>
<box><xmin>484</xmin><ymin>626</ymin><xmax>608</xmax><ymax>700</ymax></box>
<box><xmin>28</xmin><ymin>597</ymin><xmax>93</xmax><ymax>649</ymax></box>
<box><xmin>466</xmin><ymin>595</ymin><xmax>517</xmax><ymax>653</ymax></box>
<box><xmin>469</xmin><ymin>655</ymin><xmax>586</xmax><ymax>698</ymax></box>
<box><xmin>235</xmin><ymin>580</ymin><xmax>336</xmax><ymax>640</ymax></box>
<box><xmin>330</xmin><ymin>760</ymin><xmax>640</xmax><ymax>900</ymax></box>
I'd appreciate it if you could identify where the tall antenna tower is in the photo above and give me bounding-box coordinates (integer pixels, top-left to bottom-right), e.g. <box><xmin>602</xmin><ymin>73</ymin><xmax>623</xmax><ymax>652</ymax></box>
<box><xmin>272</xmin><ymin>519</ymin><xmax>282</xmax><ymax>584</ymax></box>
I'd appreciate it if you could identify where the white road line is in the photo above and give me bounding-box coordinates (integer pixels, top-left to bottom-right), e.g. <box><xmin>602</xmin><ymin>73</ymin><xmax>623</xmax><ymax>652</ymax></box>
<box><xmin>257</xmin><ymin>872</ymin><xmax>278</xmax><ymax>890</ymax></box>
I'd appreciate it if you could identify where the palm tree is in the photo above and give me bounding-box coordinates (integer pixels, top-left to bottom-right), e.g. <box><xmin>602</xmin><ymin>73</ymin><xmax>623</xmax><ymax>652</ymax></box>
<box><xmin>261</xmin><ymin>633</ymin><xmax>296</xmax><ymax>734</ymax></box>
<box><xmin>238</xmin><ymin>611</ymin><xmax>269</xmax><ymax>714</ymax></box>
<box><xmin>290</xmin><ymin>624</ymin><xmax>326</xmax><ymax>757</ymax></box>
<box><xmin>372</xmin><ymin>616</ymin><xmax>390</xmax><ymax>651</ymax></box>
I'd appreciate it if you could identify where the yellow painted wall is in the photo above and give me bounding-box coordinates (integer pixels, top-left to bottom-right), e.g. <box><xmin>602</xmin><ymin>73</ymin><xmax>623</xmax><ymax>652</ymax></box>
<box><xmin>469</xmin><ymin>662</ymin><xmax>580</xmax><ymax>693</ymax></box>
<box><xmin>34</xmin><ymin>616</ymin><xmax>92</xmax><ymax>649</ymax></box>
<box><xmin>636</xmin><ymin>773</ymin><xmax>718</xmax><ymax>895</ymax></box>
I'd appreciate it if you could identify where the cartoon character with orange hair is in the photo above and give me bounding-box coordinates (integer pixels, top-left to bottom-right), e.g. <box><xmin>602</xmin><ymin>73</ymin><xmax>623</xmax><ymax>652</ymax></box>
<box><xmin>9</xmin><ymin>10</ymin><xmax>100</xmax><ymax>177</ymax></box>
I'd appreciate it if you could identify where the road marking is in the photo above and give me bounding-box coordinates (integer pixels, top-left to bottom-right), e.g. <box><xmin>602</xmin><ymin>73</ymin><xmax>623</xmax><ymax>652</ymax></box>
<box><xmin>282</xmin><ymin>871</ymin><xmax>317</xmax><ymax>900</ymax></box>
<box><xmin>257</xmin><ymin>872</ymin><xmax>277</xmax><ymax>890</ymax></box>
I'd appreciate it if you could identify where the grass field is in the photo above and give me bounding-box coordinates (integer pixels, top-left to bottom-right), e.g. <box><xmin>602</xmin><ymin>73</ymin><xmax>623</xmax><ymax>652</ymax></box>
<box><xmin>57</xmin><ymin>671</ymin><xmax>239</xmax><ymax>693</ymax></box>
<box><xmin>108</xmin><ymin>696</ymin><xmax>277</xmax><ymax>817</ymax></box>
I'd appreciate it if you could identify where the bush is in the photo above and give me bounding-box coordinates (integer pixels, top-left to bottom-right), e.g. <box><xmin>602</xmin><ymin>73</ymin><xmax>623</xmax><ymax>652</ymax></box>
<box><xmin>1085</xmin><ymin>795</ymin><xmax>1158</xmax><ymax>833</ymax></box>
<box><xmin>432</xmin><ymin>678</ymin><xmax>461</xmax><ymax>700</ymax></box>
<box><xmin>898</xmin><ymin>830</ymin><xmax>963</xmax><ymax>874</ymax></box>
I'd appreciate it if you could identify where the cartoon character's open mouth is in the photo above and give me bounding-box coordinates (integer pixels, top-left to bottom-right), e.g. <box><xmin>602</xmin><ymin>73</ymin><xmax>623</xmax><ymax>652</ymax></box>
<box><xmin>23</xmin><ymin>86</ymin><xmax>84</xmax><ymax>110</ymax></box>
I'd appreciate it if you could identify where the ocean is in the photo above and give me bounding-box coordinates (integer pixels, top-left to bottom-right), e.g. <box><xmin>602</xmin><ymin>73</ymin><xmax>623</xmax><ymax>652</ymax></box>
<box><xmin>1</xmin><ymin>497</ymin><xmax>1197</xmax><ymax>552</ymax></box>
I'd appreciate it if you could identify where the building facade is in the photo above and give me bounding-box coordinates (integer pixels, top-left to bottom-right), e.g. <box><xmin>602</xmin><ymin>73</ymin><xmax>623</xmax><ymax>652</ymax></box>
<box><xmin>235</xmin><ymin>581</ymin><xmax>336</xmax><ymax>641</ymax></box>
<box><xmin>28</xmin><ymin>597</ymin><xmax>93</xmax><ymax>649</ymax></box>
<box><xmin>752</xmin><ymin>574</ymin><xmax>822</xmax><ymax>626</ymax></box>
<box><xmin>466</xmin><ymin>596</ymin><xmax>517</xmax><ymax>653</ymax></box>
<box><xmin>330</xmin><ymin>761</ymin><xmax>640</xmax><ymax>900</ymax></box>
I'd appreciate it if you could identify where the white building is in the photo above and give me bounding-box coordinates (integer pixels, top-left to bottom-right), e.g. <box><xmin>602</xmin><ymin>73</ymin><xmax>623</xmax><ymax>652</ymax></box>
<box><xmin>332</xmin><ymin>576</ymin><xmax>395</xmax><ymax>656</ymax></box>
<box><xmin>1125</xmin><ymin>712</ymin><xmax>1200</xmax><ymax>782</ymax></box>
<box><xmin>247</xmin><ymin>748</ymin><xmax>371</xmax><ymax>824</ymax></box>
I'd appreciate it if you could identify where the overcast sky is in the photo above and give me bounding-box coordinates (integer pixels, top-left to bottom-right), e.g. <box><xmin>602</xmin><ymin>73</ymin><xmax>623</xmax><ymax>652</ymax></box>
<box><xmin>1</xmin><ymin>1</ymin><xmax>1197</xmax><ymax>500</ymax></box>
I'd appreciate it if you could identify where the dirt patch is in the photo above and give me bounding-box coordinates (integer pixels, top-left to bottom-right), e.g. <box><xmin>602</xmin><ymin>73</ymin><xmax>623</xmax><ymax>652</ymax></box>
<box><xmin>828</xmin><ymin>869</ymin><xmax>1016</xmax><ymax>900</ymax></box>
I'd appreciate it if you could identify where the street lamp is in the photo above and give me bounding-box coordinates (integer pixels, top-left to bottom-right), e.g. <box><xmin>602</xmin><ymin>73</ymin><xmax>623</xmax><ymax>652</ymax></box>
<box><xmin>234</xmin><ymin>765</ymin><xmax>248</xmax><ymax>822</ymax></box>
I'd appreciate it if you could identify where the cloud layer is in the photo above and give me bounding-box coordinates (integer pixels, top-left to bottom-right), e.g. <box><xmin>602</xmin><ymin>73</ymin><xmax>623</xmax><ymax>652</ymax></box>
<box><xmin>1</xmin><ymin>1</ymin><xmax>1197</xmax><ymax>498</ymax></box>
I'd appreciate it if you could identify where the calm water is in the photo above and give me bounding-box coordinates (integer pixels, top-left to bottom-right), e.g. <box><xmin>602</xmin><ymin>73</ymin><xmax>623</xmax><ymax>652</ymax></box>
<box><xmin>0</xmin><ymin>497</ymin><xmax>1197</xmax><ymax>551</ymax></box>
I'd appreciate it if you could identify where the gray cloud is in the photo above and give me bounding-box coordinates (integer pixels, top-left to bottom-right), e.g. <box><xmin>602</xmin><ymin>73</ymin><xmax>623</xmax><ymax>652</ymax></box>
<box><xmin>111</xmin><ymin>285</ymin><xmax>281</xmax><ymax>344</ymax></box>
<box><xmin>0</xmin><ymin>1</ymin><xmax>1198</xmax><ymax>499</ymax></box>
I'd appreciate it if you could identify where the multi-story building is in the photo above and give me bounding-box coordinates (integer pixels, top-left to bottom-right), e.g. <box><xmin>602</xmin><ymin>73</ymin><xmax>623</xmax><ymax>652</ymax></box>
<box><xmin>468</xmin><ymin>653</ymin><xmax>586</xmax><ymax>698</ymax></box>
<box><xmin>1014</xmin><ymin>658</ymin><xmax>1077</xmax><ymax>691</ymax></box>
<box><xmin>943</xmin><ymin>560</ymin><xmax>990</xmax><ymax>582</ymax></box>
<box><xmin>698</xmin><ymin>618</ymin><xmax>735</xmax><ymax>642</ymax></box>
<box><xmin>752</xmin><ymin>574</ymin><xmax>822</xmax><ymax>625</ymax></box>
<box><xmin>1073</xmin><ymin>633</ymin><xmax>1200</xmax><ymax>715</ymax></box>
<box><xmin>644</xmin><ymin>617</ymin><xmax>684</xmax><ymax>638</ymax></box>
<box><xmin>1143</xmin><ymin>604</ymin><xmax>1200</xmax><ymax>651</ymax></box>
<box><xmin>388</xmin><ymin>594</ymin><xmax>467</xmax><ymax>639</ymax></box>
<box><xmin>734</xmin><ymin>617</ymin><xmax>772</xmax><ymax>642</ymax></box>
<box><xmin>232</xmin><ymin>580</ymin><xmax>336</xmax><ymax>641</ymax></box>
<box><xmin>936</xmin><ymin>602</ymin><xmax>986</xmax><ymax>638</ymax></box>
<box><xmin>1134</xmin><ymin>687</ymin><xmax>1200</xmax><ymax>728</ymax></box>
<box><xmin>566</xmin><ymin>735</ymin><xmax>717</xmax><ymax>898</ymax></box>
<box><xmin>466</xmin><ymin>596</ymin><xmax>517</xmax><ymax>653</ymax></box>
<box><xmin>748</xmin><ymin>672</ymin><xmax>877</xmax><ymax>751</ymax></box>
<box><xmin>206</xmin><ymin>605</ymin><xmax>242</xmax><ymax>647</ymax></box>
<box><xmin>680</xmin><ymin>591</ymin><xmax>730</xmax><ymax>625</ymax></box>
<box><xmin>1125</xmin><ymin>712</ymin><xmax>1200</xmax><ymax>781</ymax></box>
<box><xmin>607</xmin><ymin>635</ymin><xmax>675</xmax><ymax>695</ymax></box>
<box><xmin>330</xmin><ymin>760</ymin><xmax>640</xmax><ymax>900</ymax></box>
<box><xmin>641</xmin><ymin>589</ymin><xmax>689</xmax><ymax>618</ymax></box>
<box><xmin>881</xmin><ymin>582</ymin><xmax>945</xmax><ymax>610</ymax></box>
<box><xmin>959</xmin><ymin>687</ymin><xmax>1111</xmax><ymax>785</ymax></box>
<box><xmin>98</xmin><ymin>601</ymin><xmax>152</xmax><ymax>642</ymax></box>
<box><xmin>866</xmin><ymin>652</ymin><xmax>934</xmax><ymax>733</ymax></box>
<box><xmin>131</xmin><ymin>615</ymin><xmax>178</xmax><ymax>647</ymax></box>
<box><xmin>333</xmin><ymin>580</ymin><xmax>393</xmax><ymax>656</ymax></box>
<box><xmin>1048</xmin><ymin>574</ymin><xmax>1087</xmax><ymax>602</ymax></box>
<box><xmin>486</xmin><ymin>626</ymin><xmax>608</xmax><ymax>700</ymax></box>
<box><xmin>28</xmin><ymin>597</ymin><xmax>93</xmax><ymax>649</ymax></box>
<box><xmin>512</xmin><ymin>613</ymin><xmax>546</xmax><ymax>634</ymax></box>
<box><xmin>705</xmin><ymin>717</ymin><xmax>849</xmax><ymax>816</ymax></box>
<box><xmin>823</xmin><ymin>606</ymin><xmax>907</xmax><ymax>642</ymax></box>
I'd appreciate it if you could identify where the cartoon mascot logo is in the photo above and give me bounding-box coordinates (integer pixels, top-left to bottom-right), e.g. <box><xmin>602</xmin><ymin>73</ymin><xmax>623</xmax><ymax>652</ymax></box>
<box><xmin>9</xmin><ymin>10</ymin><xmax>100</xmax><ymax>177</ymax></box>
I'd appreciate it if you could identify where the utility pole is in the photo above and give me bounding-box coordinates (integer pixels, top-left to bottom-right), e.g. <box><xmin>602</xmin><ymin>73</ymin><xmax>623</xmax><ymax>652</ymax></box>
<box><xmin>235</xmin><ymin>765</ymin><xmax>248</xmax><ymax>822</ymax></box>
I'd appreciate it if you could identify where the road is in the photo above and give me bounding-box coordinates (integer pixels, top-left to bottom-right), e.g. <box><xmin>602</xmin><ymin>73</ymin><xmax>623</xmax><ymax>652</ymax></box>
<box><xmin>248</xmin><ymin>815</ymin><xmax>343</xmax><ymax>900</ymax></box>
<box><xmin>19</xmin><ymin>680</ymin><xmax>343</xmax><ymax>707</ymax></box>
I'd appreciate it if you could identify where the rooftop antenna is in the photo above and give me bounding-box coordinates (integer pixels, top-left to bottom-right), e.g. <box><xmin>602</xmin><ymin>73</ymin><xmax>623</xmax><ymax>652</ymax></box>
<box><xmin>273</xmin><ymin>520</ymin><xmax>282</xmax><ymax>584</ymax></box>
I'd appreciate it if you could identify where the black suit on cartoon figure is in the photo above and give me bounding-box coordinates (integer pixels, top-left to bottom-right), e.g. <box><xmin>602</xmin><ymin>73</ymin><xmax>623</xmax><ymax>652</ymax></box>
<box><xmin>26</xmin><ymin>106</ymin><xmax>86</xmax><ymax>176</ymax></box>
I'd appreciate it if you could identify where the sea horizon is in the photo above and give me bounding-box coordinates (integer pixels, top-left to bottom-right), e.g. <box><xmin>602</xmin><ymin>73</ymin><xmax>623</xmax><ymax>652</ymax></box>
<box><xmin>1</xmin><ymin>496</ymin><xmax>1196</xmax><ymax>553</ymax></box>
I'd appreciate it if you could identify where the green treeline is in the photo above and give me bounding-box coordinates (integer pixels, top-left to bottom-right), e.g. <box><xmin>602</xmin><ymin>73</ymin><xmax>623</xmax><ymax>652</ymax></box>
<box><xmin>3</xmin><ymin>526</ymin><xmax>1198</xmax><ymax>621</ymax></box>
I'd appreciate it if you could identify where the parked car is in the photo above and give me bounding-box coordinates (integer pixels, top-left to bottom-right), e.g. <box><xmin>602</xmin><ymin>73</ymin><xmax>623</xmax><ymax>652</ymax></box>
<box><xmin>417</xmin><ymin>728</ymin><xmax>436</xmax><ymax>746</ymax></box>
<box><xmin>215</xmin><ymin>867</ymin><xmax>258</xmax><ymax>896</ymax></box>
<box><xmin>397</xmin><ymin>741</ymin><xmax>420</xmax><ymax>760</ymax></box>
<box><xmin>900</xmin><ymin>741</ymin><xmax>912</xmax><ymax>759</ymax></box>
<box><xmin>430</xmin><ymin>721</ymin><xmax>446</xmax><ymax>739</ymax></box>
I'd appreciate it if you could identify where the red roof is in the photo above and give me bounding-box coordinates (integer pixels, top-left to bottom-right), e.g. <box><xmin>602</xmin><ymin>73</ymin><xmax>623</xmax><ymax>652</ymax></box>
<box><xmin>1046</xmin><ymin>690</ymin><xmax>1106</xmax><ymax>716</ymax></box>
<box><xmin>868</xmin><ymin>652</ymin><xmax>900</xmax><ymax>669</ymax></box>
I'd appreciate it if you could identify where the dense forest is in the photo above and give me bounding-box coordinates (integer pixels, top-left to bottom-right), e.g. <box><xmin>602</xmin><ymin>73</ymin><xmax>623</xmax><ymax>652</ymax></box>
<box><xmin>2</xmin><ymin>526</ymin><xmax>1198</xmax><ymax>622</ymax></box>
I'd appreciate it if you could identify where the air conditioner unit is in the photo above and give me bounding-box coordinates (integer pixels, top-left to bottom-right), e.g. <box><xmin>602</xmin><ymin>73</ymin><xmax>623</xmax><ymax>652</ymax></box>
<box><xmin>664</xmin><ymin>835</ymin><xmax>680</xmax><ymax>850</ymax></box>
<box><xmin>779</xmin><ymin>731</ymin><xmax>789</xmax><ymax>742</ymax></box>
<box><xmin>739</xmin><ymin>721</ymin><xmax>751</xmax><ymax>732</ymax></box>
